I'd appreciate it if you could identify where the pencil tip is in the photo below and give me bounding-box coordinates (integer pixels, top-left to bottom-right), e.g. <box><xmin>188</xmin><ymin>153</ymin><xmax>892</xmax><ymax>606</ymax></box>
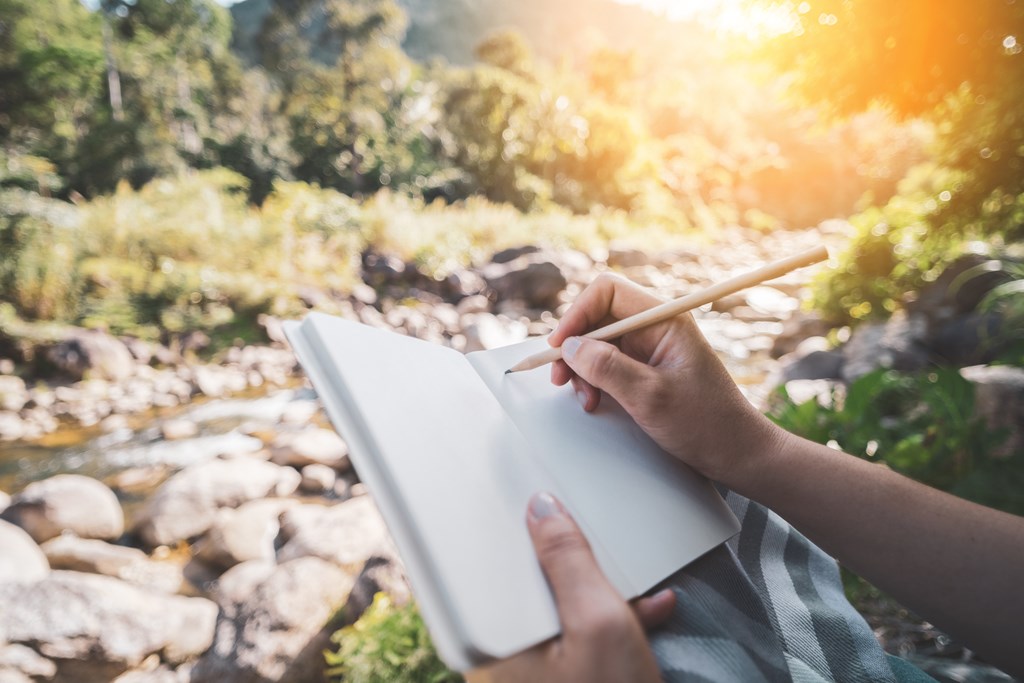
<box><xmin>504</xmin><ymin>369</ymin><xmax>512</xmax><ymax>375</ymax></box>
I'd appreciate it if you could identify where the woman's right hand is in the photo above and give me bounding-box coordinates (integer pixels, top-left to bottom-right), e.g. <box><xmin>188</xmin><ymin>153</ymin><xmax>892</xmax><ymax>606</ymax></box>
<box><xmin>548</xmin><ymin>272</ymin><xmax>786</xmax><ymax>489</ymax></box>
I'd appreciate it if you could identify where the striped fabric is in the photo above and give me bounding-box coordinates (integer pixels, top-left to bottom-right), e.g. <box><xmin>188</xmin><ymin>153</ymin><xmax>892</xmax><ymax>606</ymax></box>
<box><xmin>649</xmin><ymin>490</ymin><xmax>933</xmax><ymax>682</ymax></box>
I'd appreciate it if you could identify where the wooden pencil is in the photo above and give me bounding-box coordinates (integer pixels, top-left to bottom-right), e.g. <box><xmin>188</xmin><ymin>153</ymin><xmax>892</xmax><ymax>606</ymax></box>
<box><xmin>504</xmin><ymin>244</ymin><xmax>829</xmax><ymax>374</ymax></box>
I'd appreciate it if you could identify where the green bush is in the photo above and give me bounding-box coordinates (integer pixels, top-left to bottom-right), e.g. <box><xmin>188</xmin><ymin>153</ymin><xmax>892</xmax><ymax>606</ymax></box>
<box><xmin>325</xmin><ymin>593</ymin><xmax>462</xmax><ymax>683</ymax></box>
<box><xmin>767</xmin><ymin>369</ymin><xmax>1022</xmax><ymax>514</ymax></box>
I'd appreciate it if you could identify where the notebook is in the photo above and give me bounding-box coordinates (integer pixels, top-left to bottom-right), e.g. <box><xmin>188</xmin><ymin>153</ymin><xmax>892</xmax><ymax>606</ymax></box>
<box><xmin>284</xmin><ymin>312</ymin><xmax>739</xmax><ymax>671</ymax></box>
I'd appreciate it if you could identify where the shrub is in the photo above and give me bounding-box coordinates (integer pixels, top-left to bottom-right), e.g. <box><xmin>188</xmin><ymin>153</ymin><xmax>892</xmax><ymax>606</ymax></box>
<box><xmin>325</xmin><ymin>593</ymin><xmax>462</xmax><ymax>683</ymax></box>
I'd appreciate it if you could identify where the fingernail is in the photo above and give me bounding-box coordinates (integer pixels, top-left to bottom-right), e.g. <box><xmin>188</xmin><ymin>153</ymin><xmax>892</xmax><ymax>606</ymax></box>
<box><xmin>575</xmin><ymin>388</ymin><xmax>588</xmax><ymax>408</ymax></box>
<box><xmin>529</xmin><ymin>492</ymin><xmax>561</xmax><ymax>520</ymax></box>
<box><xmin>562</xmin><ymin>337</ymin><xmax>581</xmax><ymax>362</ymax></box>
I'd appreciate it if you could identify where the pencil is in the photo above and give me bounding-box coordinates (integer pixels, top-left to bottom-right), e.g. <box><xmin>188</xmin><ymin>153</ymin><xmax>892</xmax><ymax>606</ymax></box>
<box><xmin>504</xmin><ymin>244</ymin><xmax>830</xmax><ymax>374</ymax></box>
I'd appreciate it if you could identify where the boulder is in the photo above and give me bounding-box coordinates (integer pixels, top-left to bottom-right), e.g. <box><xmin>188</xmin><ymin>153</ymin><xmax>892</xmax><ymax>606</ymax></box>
<box><xmin>298</xmin><ymin>463</ymin><xmax>336</xmax><ymax>494</ymax></box>
<box><xmin>961</xmin><ymin>365</ymin><xmax>1024</xmax><ymax>458</ymax></box>
<box><xmin>340</xmin><ymin>554</ymin><xmax>410</xmax><ymax>625</ymax></box>
<box><xmin>276</xmin><ymin>496</ymin><xmax>390</xmax><ymax>571</ymax></box>
<box><xmin>134</xmin><ymin>460</ymin><xmax>300</xmax><ymax>548</ymax></box>
<box><xmin>0</xmin><ymin>519</ymin><xmax>49</xmax><ymax>583</ymax></box>
<box><xmin>194</xmin><ymin>499</ymin><xmax>297</xmax><ymax>571</ymax></box>
<box><xmin>2</xmin><ymin>475</ymin><xmax>123</xmax><ymax>543</ymax></box>
<box><xmin>161</xmin><ymin>419</ymin><xmax>199</xmax><ymax>441</ymax></box>
<box><xmin>190</xmin><ymin>557</ymin><xmax>354</xmax><ymax>683</ymax></box>
<box><xmin>270</xmin><ymin>428</ymin><xmax>349</xmax><ymax>470</ymax></box>
<box><xmin>606</xmin><ymin>245</ymin><xmax>650</xmax><ymax>269</ymax></box>
<box><xmin>0</xmin><ymin>375</ymin><xmax>26</xmax><ymax>412</ymax></box>
<box><xmin>40</xmin><ymin>535</ymin><xmax>182</xmax><ymax>593</ymax></box>
<box><xmin>840</xmin><ymin>312</ymin><xmax>929</xmax><ymax>382</ymax></box>
<box><xmin>482</xmin><ymin>259</ymin><xmax>567</xmax><ymax>310</ymax></box>
<box><xmin>780</xmin><ymin>350</ymin><xmax>845</xmax><ymax>382</ymax></box>
<box><xmin>210</xmin><ymin>560</ymin><xmax>276</xmax><ymax>609</ymax></box>
<box><xmin>0</xmin><ymin>571</ymin><xmax>217</xmax><ymax>682</ymax></box>
<box><xmin>0</xmin><ymin>644</ymin><xmax>57</xmax><ymax>681</ymax></box>
<box><xmin>0</xmin><ymin>412</ymin><xmax>25</xmax><ymax>441</ymax></box>
<box><xmin>47</xmin><ymin>329</ymin><xmax>135</xmax><ymax>382</ymax></box>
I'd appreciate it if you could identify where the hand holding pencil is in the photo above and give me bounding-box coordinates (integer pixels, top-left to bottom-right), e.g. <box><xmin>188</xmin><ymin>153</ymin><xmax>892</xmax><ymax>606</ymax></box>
<box><xmin>524</xmin><ymin>246</ymin><xmax>828</xmax><ymax>486</ymax></box>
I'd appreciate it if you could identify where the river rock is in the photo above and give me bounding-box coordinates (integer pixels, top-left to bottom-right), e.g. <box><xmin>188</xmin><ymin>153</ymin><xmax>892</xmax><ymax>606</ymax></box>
<box><xmin>781</xmin><ymin>349</ymin><xmax>845</xmax><ymax>382</ymax></box>
<box><xmin>191</xmin><ymin>557</ymin><xmax>354</xmax><ymax>683</ymax></box>
<box><xmin>0</xmin><ymin>571</ymin><xmax>217</xmax><ymax>682</ymax></box>
<box><xmin>270</xmin><ymin>428</ymin><xmax>349</xmax><ymax>470</ymax></box>
<box><xmin>341</xmin><ymin>554</ymin><xmax>410</xmax><ymax>625</ymax></box>
<box><xmin>0</xmin><ymin>412</ymin><xmax>24</xmax><ymax>441</ymax></box>
<box><xmin>210</xmin><ymin>560</ymin><xmax>276</xmax><ymax>608</ymax></box>
<box><xmin>194</xmin><ymin>499</ymin><xmax>297</xmax><ymax>570</ymax></box>
<box><xmin>1</xmin><ymin>475</ymin><xmax>123</xmax><ymax>543</ymax></box>
<box><xmin>0</xmin><ymin>519</ymin><xmax>49</xmax><ymax>583</ymax></box>
<box><xmin>276</xmin><ymin>496</ymin><xmax>389</xmax><ymax>571</ymax></box>
<box><xmin>607</xmin><ymin>245</ymin><xmax>651</xmax><ymax>269</ymax></box>
<box><xmin>0</xmin><ymin>375</ymin><xmax>26</xmax><ymax>412</ymax></box>
<box><xmin>299</xmin><ymin>464</ymin><xmax>336</xmax><ymax>493</ymax></box>
<box><xmin>161</xmin><ymin>419</ymin><xmax>199</xmax><ymax>441</ymax></box>
<box><xmin>482</xmin><ymin>259</ymin><xmax>567</xmax><ymax>310</ymax></box>
<box><xmin>47</xmin><ymin>329</ymin><xmax>135</xmax><ymax>382</ymax></box>
<box><xmin>134</xmin><ymin>460</ymin><xmax>301</xmax><ymax>548</ymax></box>
<box><xmin>40</xmin><ymin>535</ymin><xmax>182</xmax><ymax>593</ymax></box>
<box><xmin>840</xmin><ymin>312</ymin><xmax>929</xmax><ymax>382</ymax></box>
<box><xmin>0</xmin><ymin>644</ymin><xmax>57</xmax><ymax>681</ymax></box>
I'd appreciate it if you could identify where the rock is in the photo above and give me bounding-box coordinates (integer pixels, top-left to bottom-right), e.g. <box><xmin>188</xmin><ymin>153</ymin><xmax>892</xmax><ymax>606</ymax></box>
<box><xmin>0</xmin><ymin>519</ymin><xmax>49</xmax><ymax>583</ymax></box>
<box><xmin>781</xmin><ymin>350</ymin><xmax>845</xmax><ymax>382</ymax></box>
<box><xmin>0</xmin><ymin>412</ymin><xmax>25</xmax><ymax>441</ymax></box>
<box><xmin>340</xmin><ymin>554</ymin><xmax>410</xmax><ymax>625</ymax></box>
<box><xmin>782</xmin><ymin>379</ymin><xmax>843</xmax><ymax>408</ymax></box>
<box><xmin>907</xmin><ymin>254</ymin><xmax>1018</xmax><ymax>322</ymax></box>
<box><xmin>134</xmin><ymin>460</ymin><xmax>301</xmax><ymax>548</ymax></box>
<box><xmin>113</xmin><ymin>663</ymin><xmax>191</xmax><ymax>683</ymax></box>
<box><xmin>0</xmin><ymin>571</ymin><xmax>217</xmax><ymax>682</ymax></box>
<box><xmin>490</xmin><ymin>245</ymin><xmax>541</xmax><ymax>264</ymax></box>
<box><xmin>270</xmin><ymin>428</ymin><xmax>349</xmax><ymax>470</ymax></box>
<box><xmin>482</xmin><ymin>259</ymin><xmax>567</xmax><ymax>310</ymax></box>
<box><xmin>0</xmin><ymin>644</ymin><xmax>57</xmax><ymax>681</ymax></box>
<box><xmin>961</xmin><ymin>365</ymin><xmax>1024</xmax><ymax>458</ymax></box>
<box><xmin>40</xmin><ymin>535</ymin><xmax>182</xmax><ymax>593</ymax></box>
<box><xmin>47</xmin><ymin>329</ymin><xmax>135</xmax><ymax>382</ymax></box>
<box><xmin>277</xmin><ymin>496</ymin><xmax>390</xmax><ymax>571</ymax></box>
<box><xmin>770</xmin><ymin>312</ymin><xmax>834</xmax><ymax>358</ymax></box>
<box><xmin>455</xmin><ymin>293</ymin><xmax>491</xmax><ymax>316</ymax></box>
<box><xmin>192</xmin><ymin>366</ymin><xmax>226</xmax><ymax>398</ymax></box>
<box><xmin>0</xmin><ymin>490</ymin><xmax>8</xmax><ymax>513</ymax></box>
<box><xmin>210</xmin><ymin>560</ymin><xmax>276</xmax><ymax>608</ymax></box>
<box><xmin>161</xmin><ymin>418</ymin><xmax>199</xmax><ymax>441</ymax></box>
<box><xmin>194</xmin><ymin>499</ymin><xmax>297</xmax><ymax>571</ymax></box>
<box><xmin>928</xmin><ymin>313</ymin><xmax>1005</xmax><ymax>366</ymax></box>
<box><xmin>607</xmin><ymin>245</ymin><xmax>650</xmax><ymax>269</ymax></box>
<box><xmin>191</xmin><ymin>557</ymin><xmax>354</xmax><ymax>683</ymax></box>
<box><xmin>1</xmin><ymin>475</ymin><xmax>123</xmax><ymax>543</ymax></box>
<box><xmin>279</xmin><ymin>400</ymin><xmax>318</xmax><ymax>425</ymax></box>
<box><xmin>100</xmin><ymin>414</ymin><xmax>130</xmax><ymax>432</ymax></box>
<box><xmin>840</xmin><ymin>312</ymin><xmax>930</xmax><ymax>382</ymax></box>
<box><xmin>299</xmin><ymin>464</ymin><xmax>336</xmax><ymax>494</ymax></box>
<box><xmin>0</xmin><ymin>375</ymin><xmax>26</xmax><ymax>412</ymax></box>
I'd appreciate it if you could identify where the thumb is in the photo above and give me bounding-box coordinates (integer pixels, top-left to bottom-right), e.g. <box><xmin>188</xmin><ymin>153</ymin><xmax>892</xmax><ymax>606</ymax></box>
<box><xmin>560</xmin><ymin>337</ymin><xmax>657</xmax><ymax>408</ymax></box>
<box><xmin>526</xmin><ymin>493</ymin><xmax>627</xmax><ymax>635</ymax></box>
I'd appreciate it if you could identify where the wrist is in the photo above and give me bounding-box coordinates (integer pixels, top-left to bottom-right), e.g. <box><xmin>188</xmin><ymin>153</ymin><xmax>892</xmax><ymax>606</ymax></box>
<box><xmin>713</xmin><ymin>408</ymin><xmax>794</xmax><ymax>494</ymax></box>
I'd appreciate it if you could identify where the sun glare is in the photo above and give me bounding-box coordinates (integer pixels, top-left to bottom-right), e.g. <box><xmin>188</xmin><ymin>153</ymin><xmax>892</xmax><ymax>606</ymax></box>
<box><xmin>616</xmin><ymin>0</ymin><xmax>798</xmax><ymax>39</ymax></box>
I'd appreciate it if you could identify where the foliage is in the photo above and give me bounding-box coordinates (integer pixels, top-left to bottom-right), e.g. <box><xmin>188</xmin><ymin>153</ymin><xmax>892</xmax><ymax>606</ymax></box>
<box><xmin>325</xmin><ymin>593</ymin><xmax>462</xmax><ymax>683</ymax></box>
<box><xmin>767</xmin><ymin>369</ymin><xmax>1022</xmax><ymax>514</ymax></box>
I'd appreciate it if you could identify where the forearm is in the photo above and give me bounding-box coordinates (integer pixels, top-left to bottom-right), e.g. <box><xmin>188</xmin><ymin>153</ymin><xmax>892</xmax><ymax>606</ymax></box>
<box><xmin>725</xmin><ymin>424</ymin><xmax>1024</xmax><ymax>677</ymax></box>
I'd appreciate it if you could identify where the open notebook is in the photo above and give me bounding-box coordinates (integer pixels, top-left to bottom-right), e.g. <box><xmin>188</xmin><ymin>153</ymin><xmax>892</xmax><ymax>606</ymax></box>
<box><xmin>285</xmin><ymin>312</ymin><xmax>739</xmax><ymax>671</ymax></box>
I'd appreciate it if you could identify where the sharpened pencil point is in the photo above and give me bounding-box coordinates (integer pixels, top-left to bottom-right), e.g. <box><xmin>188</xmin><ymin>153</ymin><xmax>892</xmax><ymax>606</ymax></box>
<box><xmin>504</xmin><ymin>369</ymin><xmax>512</xmax><ymax>375</ymax></box>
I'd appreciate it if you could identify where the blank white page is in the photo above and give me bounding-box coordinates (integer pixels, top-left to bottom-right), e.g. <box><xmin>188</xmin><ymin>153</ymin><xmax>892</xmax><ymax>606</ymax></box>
<box><xmin>467</xmin><ymin>337</ymin><xmax>739</xmax><ymax>598</ymax></box>
<box><xmin>296</xmin><ymin>314</ymin><xmax>561</xmax><ymax>666</ymax></box>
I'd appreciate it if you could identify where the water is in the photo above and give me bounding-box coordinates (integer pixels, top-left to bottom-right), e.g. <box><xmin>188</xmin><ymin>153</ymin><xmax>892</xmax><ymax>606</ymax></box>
<box><xmin>0</xmin><ymin>387</ymin><xmax>319</xmax><ymax>494</ymax></box>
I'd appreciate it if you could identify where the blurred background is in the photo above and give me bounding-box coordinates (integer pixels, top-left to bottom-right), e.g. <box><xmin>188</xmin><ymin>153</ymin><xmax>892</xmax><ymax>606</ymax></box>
<box><xmin>0</xmin><ymin>1</ymin><xmax>1022</xmax><ymax>681</ymax></box>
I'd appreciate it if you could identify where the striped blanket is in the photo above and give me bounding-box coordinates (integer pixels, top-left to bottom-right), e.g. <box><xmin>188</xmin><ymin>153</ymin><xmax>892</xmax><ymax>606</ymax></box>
<box><xmin>650</xmin><ymin>490</ymin><xmax>935</xmax><ymax>682</ymax></box>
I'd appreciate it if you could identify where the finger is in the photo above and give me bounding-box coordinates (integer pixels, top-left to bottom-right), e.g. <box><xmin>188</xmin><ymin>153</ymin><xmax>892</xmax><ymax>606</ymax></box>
<box><xmin>527</xmin><ymin>493</ymin><xmax>626</xmax><ymax>634</ymax></box>
<box><xmin>549</xmin><ymin>273</ymin><xmax>663</xmax><ymax>347</ymax></box>
<box><xmin>631</xmin><ymin>588</ymin><xmax>676</xmax><ymax>631</ymax></box>
<box><xmin>551</xmin><ymin>359</ymin><xmax>573</xmax><ymax>387</ymax></box>
<box><xmin>560</xmin><ymin>337</ymin><xmax>658</xmax><ymax>409</ymax></box>
<box><xmin>570</xmin><ymin>376</ymin><xmax>601</xmax><ymax>412</ymax></box>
